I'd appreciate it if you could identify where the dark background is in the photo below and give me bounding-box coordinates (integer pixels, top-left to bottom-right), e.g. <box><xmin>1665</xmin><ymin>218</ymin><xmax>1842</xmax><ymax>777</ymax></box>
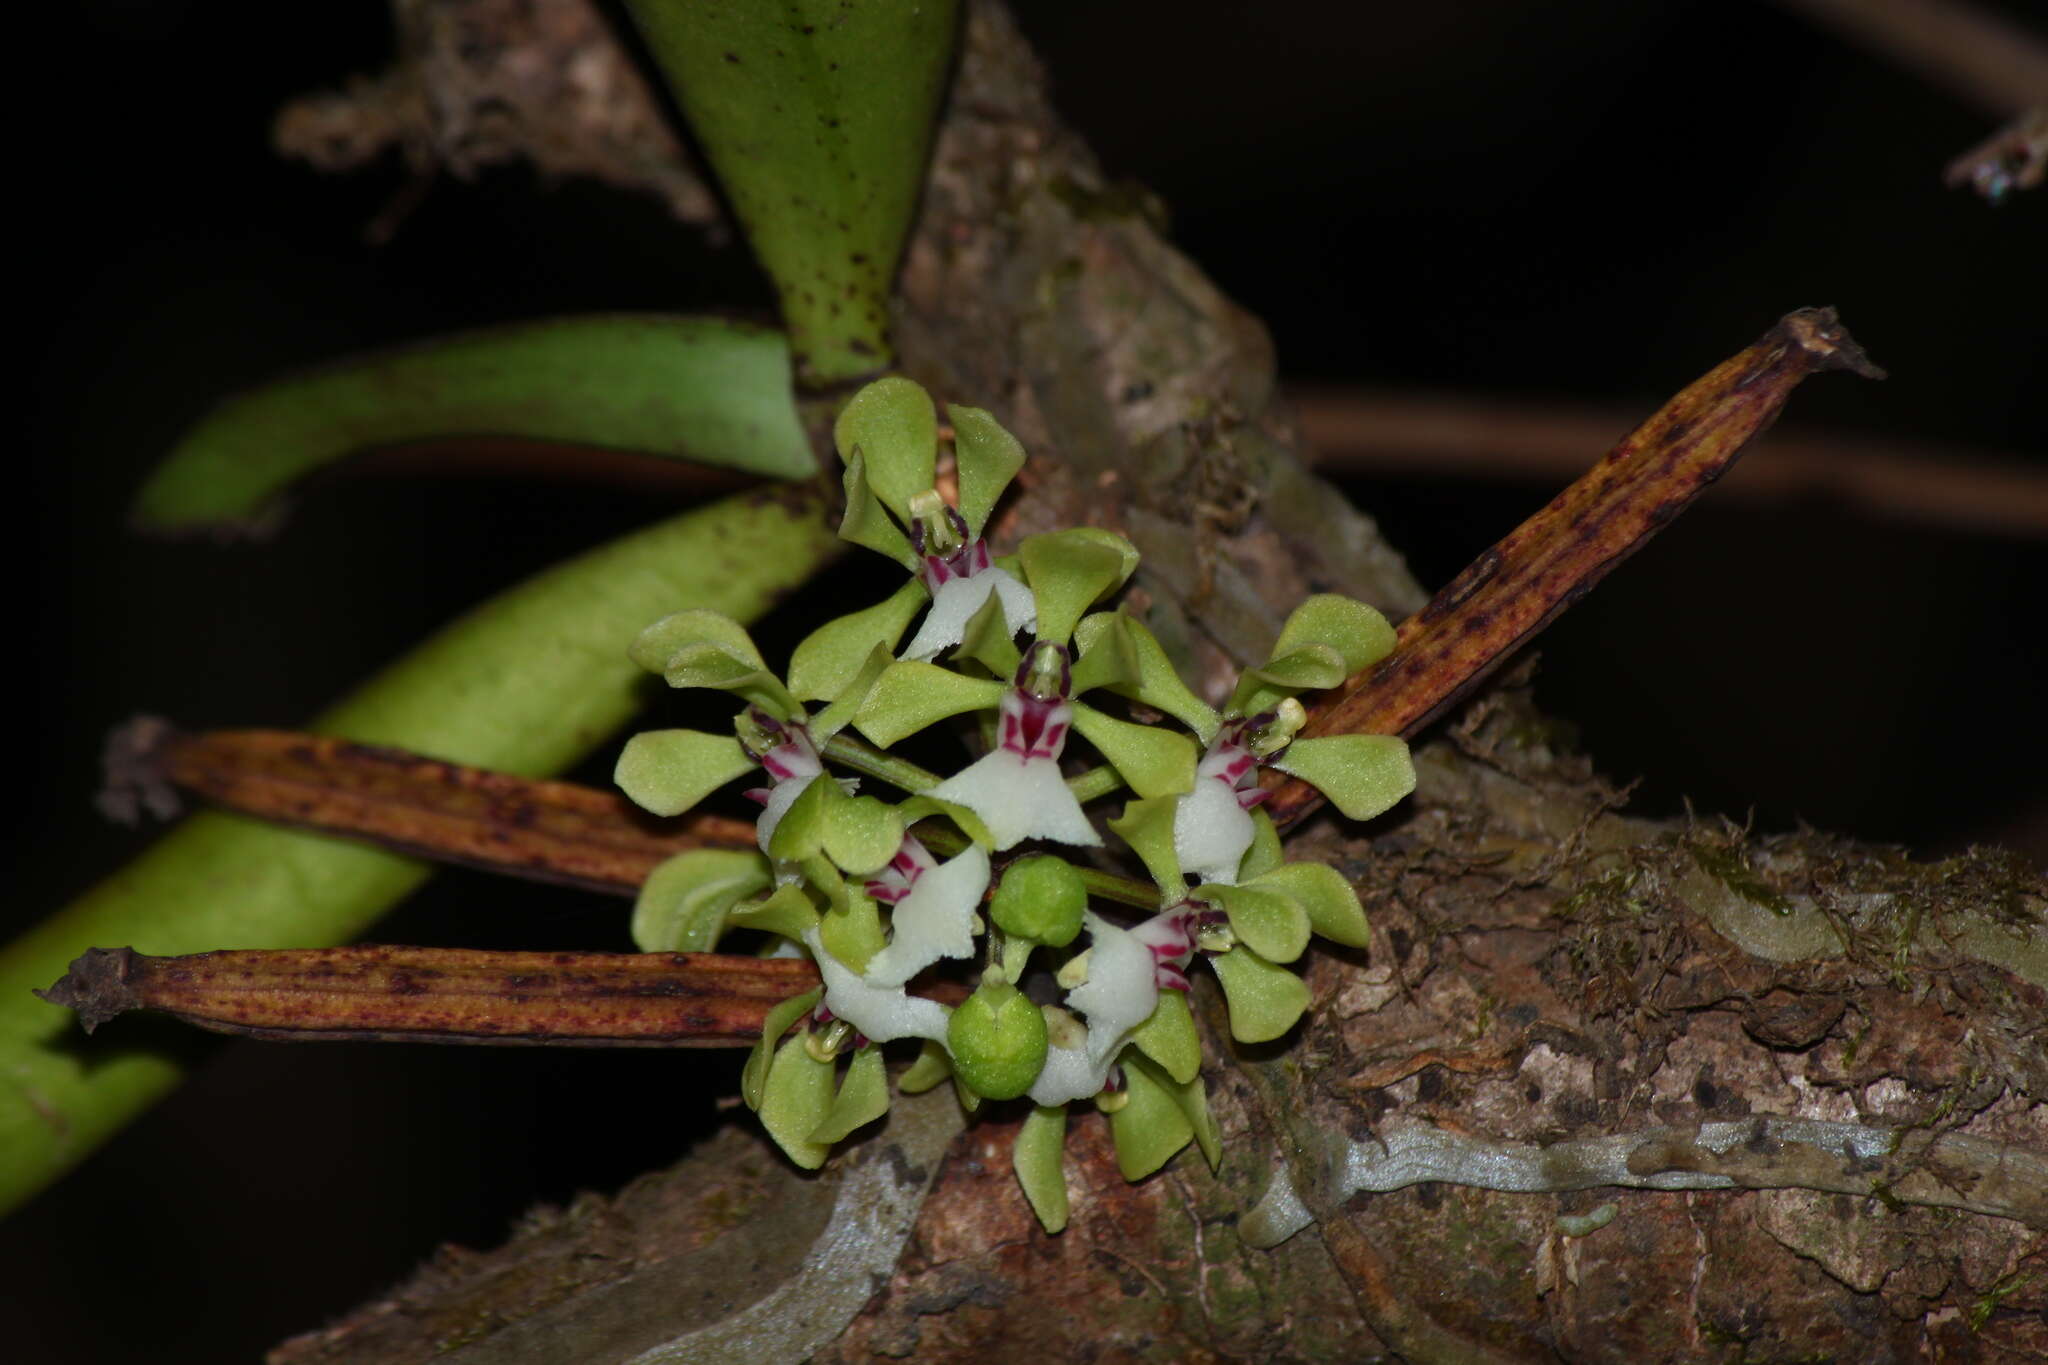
<box><xmin>13</xmin><ymin>1</ymin><xmax>2044</xmax><ymax>1359</ymax></box>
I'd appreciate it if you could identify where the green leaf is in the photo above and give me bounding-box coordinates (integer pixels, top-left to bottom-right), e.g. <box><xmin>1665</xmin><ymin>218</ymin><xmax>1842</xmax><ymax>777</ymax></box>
<box><xmin>1014</xmin><ymin>1104</ymin><xmax>1070</xmax><ymax>1234</ymax></box>
<box><xmin>898</xmin><ymin>1038</ymin><xmax>953</xmax><ymax>1094</ymax></box>
<box><xmin>809</xmin><ymin>642</ymin><xmax>899</xmax><ymax>740</ymax></box>
<box><xmin>1199</xmin><ymin>881</ymin><xmax>1311</xmax><ymax>965</ymax></box>
<box><xmin>632</xmin><ymin>848</ymin><xmax>774</xmax><ymax>952</ymax></box>
<box><xmin>1019</xmin><ymin>529</ymin><xmax>1140</xmax><ymax>646</ymax></box>
<box><xmin>623</xmin><ymin>5</ymin><xmax>959</xmax><ymax>386</ymax></box>
<box><xmin>1074</xmin><ymin>612</ymin><xmax>1219</xmax><ymax>744</ymax></box>
<box><xmin>839</xmin><ymin>450</ymin><xmax>919</xmax><ymax>569</ymax></box>
<box><xmin>1129</xmin><ymin>989</ymin><xmax>1201</xmax><ymax>1085</ymax></box>
<box><xmin>1107</xmin><ymin>1053</ymin><xmax>1195</xmax><ymax>1180</ymax></box>
<box><xmin>614</xmin><ymin>729</ymin><xmax>756</xmax><ymax>816</ymax></box>
<box><xmin>834</xmin><ymin>377</ymin><xmax>939</xmax><ymax>518</ymax></box>
<box><xmin>1270</xmin><ymin>734</ymin><xmax>1416</xmax><ymax>822</ymax></box>
<box><xmin>1210</xmin><ymin>946</ymin><xmax>1311</xmax><ymax>1044</ymax></box>
<box><xmin>1247</xmin><ymin>861</ymin><xmax>1371</xmax><ymax>950</ymax></box>
<box><xmin>1272</xmin><ymin>594</ymin><xmax>1397</xmax><ymax>675</ymax></box>
<box><xmin>1071</xmin><ymin>704</ymin><xmax>1196</xmax><ymax>800</ymax></box>
<box><xmin>760</xmin><ymin>1032</ymin><xmax>837</xmax><ymax>1169</ymax></box>
<box><xmin>853</xmin><ymin>660</ymin><xmax>1005</xmax><ymax>748</ymax></box>
<box><xmin>628</xmin><ymin>608</ymin><xmax>765</xmax><ymax>675</ymax></box>
<box><xmin>947</xmin><ymin>403</ymin><xmax>1026</xmax><ymax>539</ymax></box>
<box><xmin>1239</xmin><ymin>808</ymin><xmax>1284</xmax><ymax>882</ymax></box>
<box><xmin>821</xmin><ymin>794</ymin><xmax>905</xmax><ymax>877</ymax></box>
<box><xmin>726</xmin><ymin>882</ymin><xmax>822</xmax><ymax>944</ymax></box>
<box><xmin>788</xmin><ymin>581</ymin><xmax>927</xmax><ymax>701</ymax></box>
<box><xmin>743</xmin><ymin>987</ymin><xmax>822</xmax><ymax>1111</ymax></box>
<box><xmin>132</xmin><ymin>315</ymin><xmax>816</xmax><ymax>533</ymax></box>
<box><xmin>952</xmin><ymin>587</ymin><xmax>1024</xmax><ymax>679</ymax></box>
<box><xmin>1106</xmin><ymin>797</ymin><xmax>1185</xmax><ymax>903</ymax></box>
<box><xmin>809</xmin><ymin>1045</ymin><xmax>892</xmax><ymax>1144</ymax></box>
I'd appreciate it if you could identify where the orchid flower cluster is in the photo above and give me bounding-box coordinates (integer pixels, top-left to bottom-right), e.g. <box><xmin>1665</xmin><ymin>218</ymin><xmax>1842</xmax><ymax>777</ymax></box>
<box><xmin>614</xmin><ymin>378</ymin><xmax>1415</xmax><ymax>1232</ymax></box>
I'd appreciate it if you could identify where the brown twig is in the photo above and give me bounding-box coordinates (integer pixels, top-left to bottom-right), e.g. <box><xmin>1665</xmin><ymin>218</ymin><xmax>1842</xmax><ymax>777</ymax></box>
<box><xmin>1264</xmin><ymin>308</ymin><xmax>1885</xmax><ymax>830</ymax></box>
<box><xmin>1771</xmin><ymin>0</ymin><xmax>2048</xmax><ymax>118</ymax></box>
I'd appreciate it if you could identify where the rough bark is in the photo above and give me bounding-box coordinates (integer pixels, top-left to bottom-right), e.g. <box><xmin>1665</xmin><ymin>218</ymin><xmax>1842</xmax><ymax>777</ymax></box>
<box><xmin>269</xmin><ymin>4</ymin><xmax>2045</xmax><ymax>1361</ymax></box>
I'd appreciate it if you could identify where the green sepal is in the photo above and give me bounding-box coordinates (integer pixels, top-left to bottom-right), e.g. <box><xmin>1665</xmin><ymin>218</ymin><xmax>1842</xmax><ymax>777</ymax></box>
<box><xmin>1238</xmin><ymin>807</ymin><xmax>1284</xmax><ymax>882</ymax></box>
<box><xmin>760</xmin><ymin>1032</ymin><xmax>837</xmax><ymax>1169</ymax></box>
<box><xmin>1210</xmin><ymin>946</ymin><xmax>1311</xmax><ymax>1044</ymax></box>
<box><xmin>1068</xmin><ymin>611</ymin><xmax>1142</xmax><ymax>697</ymax></box>
<box><xmin>1270</xmin><ymin>734</ymin><xmax>1416</xmax><ymax>823</ymax></box>
<box><xmin>726</xmin><ymin>882</ymin><xmax>823</xmax><ymax>944</ymax></box>
<box><xmin>1073</xmin><ymin>612</ymin><xmax>1219</xmax><ymax>744</ymax></box>
<box><xmin>628</xmin><ymin>608</ymin><xmax>764</xmax><ymax>675</ymax></box>
<box><xmin>809</xmin><ymin>642</ymin><xmax>898</xmax><ymax>740</ymax></box>
<box><xmin>1228</xmin><ymin>642</ymin><xmax>1347</xmax><ymax>718</ymax></box>
<box><xmin>1071</xmin><ymin>704</ymin><xmax>1195</xmax><ymax>800</ymax></box>
<box><xmin>1246</xmin><ymin>860</ymin><xmax>1371</xmax><ymax>950</ymax></box>
<box><xmin>766</xmin><ymin>776</ymin><xmax>836</xmax><ymax>862</ymax></box>
<box><xmin>952</xmin><ymin>1072</ymin><xmax>984</xmax><ymax>1115</ymax></box>
<box><xmin>839</xmin><ymin>450</ymin><xmax>919</xmax><ymax>569</ymax></box>
<box><xmin>947</xmin><ymin>403</ymin><xmax>1026</xmax><ymax>539</ymax></box>
<box><xmin>1197</xmin><ymin>881</ymin><xmax>1310</xmax><ymax>965</ymax></box>
<box><xmin>800</xmin><ymin>853</ymin><xmax>850</xmax><ymax>914</ymax></box>
<box><xmin>1014</xmin><ymin>1104</ymin><xmax>1070</xmax><ymax>1234</ymax></box>
<box><xmin>952</xmin><ymin>585</ymin><xmax>1023</xmax><ymax>679</ymax></box>
<box><xmin>897</xmin><ymin>795</ymin><xmax>997</xmax><ymax>851</ymax></box>
<box><xmin>998</xmin><ymin>931</ymin><xmax>1036</xmax><ymax>984</ymax></box>
<box><xmin>818</xmin><ymin>885</ymin><xmax>887</xmax><ymax>973</ymax></box>
<box><xmin>836</xmin><ymin>377</ymin><xmax>937</xmax><ymax>520</ymax></box>
<box><xmin>1129</xmin><ymin>989</ymin><xmax>1201</xmax><ymax>1085</ymax></box>
<box><xmin>1106</xmin><ymin>796</ymin><xmax>1185</xmax><ymax>904</ymax></box>
<box><xmin>1107</xmin><ymin>1052</ymin><xmax>1195</xmax><ymax>1180</ymax></box>
<box><xmin>614</xmin><ymin>729</ymin><xmax>756</xmax><ymax>816</ymax></box>
<box><xmin>657</xmin><ymin>642</ymin><xmax>800</xmax><ymax>718</ymax></box>
<box><xmin>743</xmin><ymin>987</ymin><xmax>822</xmax><ymax>1111</ymax></box>
<box><xmin>1135</xmin><ymin>1052</ymin><xmax>1222</xmax><ymax>1170</ymax></box>
<box><xmin>1272</xmin><ymin>594</ymin><xmax>1397</xmax><ymax>675</ymax></box>
<box><xmin>788</xmin><ymin>581</ymin><xmax>926</xmax><ymax>702</ymax></box>
<box><xmin>808</xmin><ymin>1045</ymin><xmax>891</xmax><ymax>1144</ymax></box>
<box><xmin>631</xmin><ymin>848</ymin><xmax>773</xmax><ymax>952</ymax></box>
<box><xmin>826</xmin><ymin>795</ymin><xmax>906</xmax><ymax>877</ymax></box>
<box><xmin>1019</xmin><ymin>528</ymin><xmax>1139</xmax><ymax>646</ymax></box>
<box><xmin>853</xmin><ymin>660</ymin><xmax>1005</xmax><ymax>747</ymax></box>
<box><xmin>898</xmin><ymin>1038</ymin><xmax>954</xmax><ymax>1094</ymax></box>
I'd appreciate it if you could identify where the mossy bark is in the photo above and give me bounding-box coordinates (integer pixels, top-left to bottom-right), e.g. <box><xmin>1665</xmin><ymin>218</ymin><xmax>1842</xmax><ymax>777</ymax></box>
<box><xmin>269</xmin><ymin>4</ymin><xmax>2045</xmax><ymax>1361</ymax></box>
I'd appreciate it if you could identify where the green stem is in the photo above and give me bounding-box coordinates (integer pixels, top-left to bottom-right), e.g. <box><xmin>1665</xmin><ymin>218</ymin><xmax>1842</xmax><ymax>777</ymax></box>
<box><xmin>821</xmin><ymin>733</ymin><xmax>939</xmax><ymax>793</ymax></box>
<box><xmin>1064</xmin><ymin>765</ymin><xmax>1126</xmax><ymax>803</ymax></box>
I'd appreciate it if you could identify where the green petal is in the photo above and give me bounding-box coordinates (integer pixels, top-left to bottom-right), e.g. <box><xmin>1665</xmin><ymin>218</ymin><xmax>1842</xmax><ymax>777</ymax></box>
<box><xmin>1271</xmin><ymin>734</ymin><xmax>1416</xmax><ymax>822</ymax></box>
<box><xmin>1272</xmin><ymin>594</ymin><xmax>1397</xmax><ymax>675</ymax></box>
<box><xmin>614</xmin><ymin>729</ymin><xmax>756</xmax><ymax>816</ymax></box>
<box><xmin>657</xmin><ymin>641</ymin><xmax>799</xmax><ymax>718</ymax></box>
<box><xmin>760</xmin><ymin>1032</ymin><xmax>837</xmax><ymax>1169</ymax></box>
<box><xmin>808</xmin><ymin>1045</ymin><xmax>892</xmax><ymax>1144</ymax></box>
<box><xmin>1238</xmin><ymin>808</ymin><xmax>1284</xmax><ymax>883</ymax></box>
<box><xmin>952</xmin><ymin>585</ymin><xmax>1024</xmax><ymax>678</ymax></box>
<box><xmin>840</xmin><ymin>449</ymin><xmax>919</xmax><ymax>569</ymax></box>
<box><xmin>947</xmin><ymin>403</ymin><xmax>1026</xmax><ymax>539</ymax></box>
<box><xmin>822</xmin><ymin>794</ymin><xmax>905</xmax><ymax>877</ymax></box>
<box><xmin>1247</xmin><ymin>861</ymin><xmax>1371</xmax><ymax>950</ymax></box>
<box><xmin>896</xmin><ymin>794</ymin><xmax>997</xmax><ymax>850</ymax></box>
<box><xmin>1068</xmin><ymin>611</ymin><xmax>1141</xmax><ymax>696</ymax></box>
<box><xmin>818</xmin><ymin>886</ymin><xmax>887</xmax><ymax>973</ymax></box>
<box><xmin>1071</xmin><ymin>704</ymin><xmax>1195</xmax><ymax>800</ymax></box>
<box><xmin>1106</xmin><ymin>797</ymin><xmax>1185</xmax><ymax>904</ymax></box>
<box><xmin>1209</xmin><ymin>946</ymin><xmax>1311</xmax><ymax>1044</ymax></box>
<box><xmin>1074</xmin><ymin>612</ymin><xmax>1219</xmax><ymax>744</ymax></box>
<box><xmin>726</xmin><ymin>882</ymin><xmax>823</xmax><ymax>944</ymax></box>
<box><xmin>835</xmin><ymin>377</ymin><xmax>937</xmax><ymax>521</ymax></box>
<box><xmin>809</xmin><ymin>641</ymin><xmax>899</xmax><ymax>740</ymax></box>
<box><xmin>1129</xmin><ymin>989</ymin><xmax>1201</xmax><ymax>1085</ymax></box>
<box><xmin>1019</xmin><ymin>529</ymin><xmax>1140</xmax><ymax>646</ymax></box>
<box><xmin>632</xmin><ymin>848</ymin><xmax>774</xmax><ymax>952</ymax></box>
<box><xmin>1107</xmin><ymin>1052</ymin><xmax>1195</xmax><ymax>1180</ymax></box>
<box><xmin>743</xmin><ymin>987</ymin><xmax>822</xmax><ymax>1111</ymax></box>
<box><xmin>628</xmin><ymin>608</ymin><xmax>765</xmax><ymax>675</ymax></box>
<box><xmin>852</xmin><ymin>660</ymin><xmax>1005</xmax><ymax>748</ymax></box>
<box><xmin>898</xmin><ymin>1038</ymin><xmax>953</xmax><ymax>1094</ymax></box>
<box><xmin>1228</xmin><ymin>642</ymin><xmax>1347</xmax><ymax>717</ymax></box>
<box><xmin>1129</xmin><ymin>1052</ymin><xmax>1220</xmax><ymax>1170</ymax></box>
<box><xmin>767</xmin><ymin>776</ymin><xmax>837</xmax><ymax>862</ymax></box>
<box><xmin>1199</xmin><ymin>881</ymin><xmax>1311</xmax><ymax>965</ymax></box>
<box><xmin>788</xmin><ymin>580</ymin><xmax>927</xmax><ymax>701</ymax></box>
<box><xmin>1014</xmin><ymin>1104</ymin><xmax>1071</xmax><ymax>1234</ymax></box>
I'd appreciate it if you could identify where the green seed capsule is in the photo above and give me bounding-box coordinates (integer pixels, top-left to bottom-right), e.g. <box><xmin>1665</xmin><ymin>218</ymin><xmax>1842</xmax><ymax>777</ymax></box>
<box><xmin>990</xmin><ymin>854</ymin><xmax>1087</xmax><ymax>948</ymax></box>
<box><xmin>946</xmin><ymin>975</ymin><xmax>1049</xmax><ymax>1100</ymax></box>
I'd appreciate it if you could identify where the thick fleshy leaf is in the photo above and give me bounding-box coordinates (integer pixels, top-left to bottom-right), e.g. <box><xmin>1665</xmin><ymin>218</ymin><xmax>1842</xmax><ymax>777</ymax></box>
<box><xmin>760</xmin><ymin>1032</ymin><xmax>837</xmax><ymax>1169</ymax></box>
<box><xmin>632</xmin><ymin>848</ymin><xmax>774</xmax><ymax>953</ymax></box>
<box><xmin>1071</xmin><ymin>704</ymin><xmax>1195</xmax><ymax>800</ymax></box>
<box><xmin>1068</xmin><ymin>611</ymin><xmax>1141</xmax><ymax>697</ymax></box>
<box><xmin>1075</xmin><ymin>613</ymin><xmax>1219</xmax><ymax>743</ymax></box>
<box><xmin>743</xmin><ymin>986</ymin><xmax>821</xmax><ymax>1111</ymax></box>
<box><xmin>839</xmin><ymin>450</ymin><xmax>919</xmax><ymax>568</ymax></box>
<box><xmin>133</xmin><ymin>315</ymin><xmax>816</xmax><ymax>533</ymax></box>
<box><xmin>1238</xmin><ymin>808</ymin><xmax>1284</xmax><ymax>883</ymax></box>
<box><xmin>1107</xmin><ymin>1053</ymin><xmax>1196</xmax><ymax>1180</ymax></box>
<box><xmin>822</xmin><ymin>794</ymin><xmax>905</xmax><ymax>877</ymax></box>
<box><xmin>627</xmin><ymin>608</ymin><xmax>764</xmax><ymax>675</ymax></box>
<box><xmin>898</xmin><ymin>1038</ymin><xmax>953</xmax><ymax>1094</ymax></box>
<box><xmin>1271</xmin><ymin>734</ymin><xmax>1417</xmax><ymax>822</ymax></box>
<box><xmin>726</xmin><ymin>882</ymin><xmax>823</xmax><ymax>944</ymax></box>
<box><xmin>950</xmin><ymin>583</ymin><xmax>1025</xmax><ymax>678</ymax></box>
<box><xmin>1248</xmin><ymin>860</ymin><xmax>1371</xmax><ymax>950</ymax></box>
<box><xmin>853</xmin><ymin>661</ymin><xmax>1005</xmax><ymax>748</ymax></box>
<box><xmin>809</xmin><ymin>642</ymin><xmax>898</xmax><ymax>740</ymax></box>
<box><xmin>835</xmin><ymin>377</ymin><xmax>937</xmax><ymax>519</ymax></box>
<box><xmin>1019</xmin><ymin>529</ymin><xmax>1139</xmax><ymax>646</ymax></box>
<box><xmin>1129</xmin><ymin>988</ymin><xmax>1201</xmax><ymax>1085</ymax></box>
<box><xmin>1272</xmin><ymin>594</ymin><xmax>1398</xmax><ymax>675</ymax></box>
<box><xmin>1107</xmin><ymin>796</ymin><xmax>1186</xmax><ymax>902</ymax></box>
<box><xmin>808</xmin><ymin>1045</ymin><xmax>891</xmax><ymax>1144</ymax></box>
<box><xmin>1198</xmin><ymin>882</ymin><xmax>1311</xmax><ymax>965</ymax></box>
<box><xmin>614</xmin><ymin>729</ymin><xmax>755</xmax><ymax>817</ymax></box>
<box><xmin>1210</xmin><ymin>946</ymin><xmax>1311</xmax><ymax>1044</ymax></box>
<box><xmin>948</xmin><ymin>403</ymin><xmax>1026</xmax><ymax>539</ymax></box>
<box><xmin>788</xmin><ymin>581</ymin><xmax>926</xmax><ymax>701</ymax></box>
<box><xmin>1013</xmin><ymin>1104</ymin><xmax>1070</xmax><ymax>1233</ymax></box>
